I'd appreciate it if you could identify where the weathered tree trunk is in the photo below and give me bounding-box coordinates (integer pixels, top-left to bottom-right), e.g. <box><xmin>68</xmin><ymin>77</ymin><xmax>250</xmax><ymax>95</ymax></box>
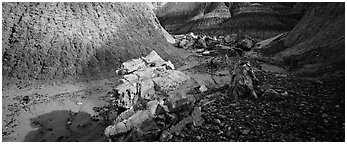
<box><xmin>229</xmin><ymin>61</ymin><xmax>258</xmax><ymax>99</ymax></box>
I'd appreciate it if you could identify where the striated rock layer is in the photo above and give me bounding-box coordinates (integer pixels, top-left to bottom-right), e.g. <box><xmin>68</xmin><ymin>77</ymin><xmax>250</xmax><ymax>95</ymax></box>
<box><xmin>2</xmin><ymin>2</ymin><xmax>181</xmax><ymax>82</ymax></box>
<box><xmin>157</xmin><ymin>2</ymin><xmax>231</xmax><ymax>34</ymax></box>
<box><xmin>261</xmin><ymin>3</ymin><xmax>345</xmax><ymax>72</ymax></box>
<box><xmin>157</xmin><ymin>2</ymin><xmax>302</xmax><ymax>40</ymax></box>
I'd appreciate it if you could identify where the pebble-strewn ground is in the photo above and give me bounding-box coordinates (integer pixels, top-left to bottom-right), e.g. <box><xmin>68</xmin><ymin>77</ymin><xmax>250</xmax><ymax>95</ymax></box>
<box><xmin>169</xmin><ymin>57</ymin><xmax>344</xmax><ymax>142</ymax></box>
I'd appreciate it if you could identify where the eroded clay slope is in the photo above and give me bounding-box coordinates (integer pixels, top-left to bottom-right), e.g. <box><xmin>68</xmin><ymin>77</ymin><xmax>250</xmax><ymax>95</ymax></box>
<box><xmin>262</xmin><ymin>3</ymin><xmax>344</xmax><ymax>71</ymax></box>
<box><xmin>2</xmin><ymin>2</ymin><xmax>181</xmax><ymax>82</ymax></box>
<box><xmin>157</xmin><ymin>2</ymin><xmax>302</xmax><ymax>40</ymax></box>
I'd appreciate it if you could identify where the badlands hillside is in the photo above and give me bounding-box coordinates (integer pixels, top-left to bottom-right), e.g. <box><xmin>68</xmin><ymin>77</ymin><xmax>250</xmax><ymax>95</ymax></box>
<box><xmin>2</xmin><ymin>2</ymin><xmax>345</xmax><ymax>142</ymax></box>
<box><xmin>2</xmin><ymin>2</ymin><xmax>181</xmax><ymax>83</ymax></box>
<box><xmin>2</xmin><ymin>2</ymin><xmax>183</xmax><ymax>142</ymax></box>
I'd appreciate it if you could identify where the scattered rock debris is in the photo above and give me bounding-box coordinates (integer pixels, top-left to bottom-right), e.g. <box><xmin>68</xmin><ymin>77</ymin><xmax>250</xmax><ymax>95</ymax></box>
<box><xmin>173</xmin><ymin>32</ymin><xmax>257</xmax><ymax>57</ymax></box>
<box><xmin>97</xmin><ymin>48</ymin><xmax>344</xmax><ymax>142</ymax></box>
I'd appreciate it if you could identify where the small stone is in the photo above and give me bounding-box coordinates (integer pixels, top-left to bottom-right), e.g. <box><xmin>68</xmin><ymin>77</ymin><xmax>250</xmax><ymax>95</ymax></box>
<box><xmin>67</xmin><ymin>121</ymin><xmax>72</xmax><ymax>125</ymax></box>
<box><xmin>241</xmin><ymin>129</ymin><xmax>250</xmax><ymax>135</ymax></box>
<box><xmin>180</xmin><ymin>133</ymin><xmax>186</xmax><ymax>138</ymax></box>
<box><xmin>214</xmin><ymin>119</ymin><xmax>221</xmax><ymax>125</ymax></box>
<box><xmin>281</xmin><ymin>91</ymin><xmax>289</xmax><ymax>96</ymax></box>
<box><xmin>219</xmin><ymin>122</ymin><xmax>224</xmax><ymax>127</ymax></box>
<box><xmin>262</xmin><ymin>89</ymin><xmax>280</xmax><ymax>98</ymax></box>
<box><xmin>216</xmin><ymin>114</ymin><xmax>226</xmax><ymax>119</ymax></box>
<box><xmin>196</xmin><ymin>136</ymin><xmax>201</xmax><ymax>140</ymax></box>
<box><xmin>322</xmin><ymin>114</ymin><xmax>328</xmax><ymax>118</ymax></box>
<box><xmin>313</xmin><ymin>79</ymin><xmax>323</xmax><ymax>85</ymax></box>
<box><xmin>211</xmin><ymin>125</ymin><xmax>219</xmax><ymax>131</ymax></box>
<box><xmin>174</xmin><ymin>132</ymin><xmax>179</xmax><ymax>136</ymax></box>
<box><xmin>77</xmin><ymin>101</ymin><xmax>83</xmax><ymax>105</ymax></box>
<box><xmin>217</xmin><ymin>130</ymin><xmax>223</xmax><ymax>135</ymax></box>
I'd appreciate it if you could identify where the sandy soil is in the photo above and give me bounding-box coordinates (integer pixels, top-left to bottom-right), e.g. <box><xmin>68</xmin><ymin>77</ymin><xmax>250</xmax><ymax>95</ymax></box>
<box><xmin>2</xmin><ymin>78</ymin><xmax>120</xmax><ymax>142</ymax></box>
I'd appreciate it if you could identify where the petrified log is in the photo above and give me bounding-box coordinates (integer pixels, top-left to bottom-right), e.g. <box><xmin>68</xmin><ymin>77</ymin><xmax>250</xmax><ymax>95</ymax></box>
<box><xmin>104</xmin><ymin>51</ymin><xmax>194</xmax><ymax>141</ymax></box>
<box><xmin>229</xmin><ymin>61</ymin><xmax>258</xmax><ymax>99</ymax></box>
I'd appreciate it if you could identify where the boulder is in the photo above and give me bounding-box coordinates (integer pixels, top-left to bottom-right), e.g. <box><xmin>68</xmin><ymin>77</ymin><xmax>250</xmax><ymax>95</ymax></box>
<box><xmin>152</xmin><ymin>70</ymin><xmax>190</xmax><ymax>91</ymax></box>
<box><xmin>105</xmin><ymin>121</ymin><xmax>129</xmax><ymax>138</ymax></box>
<box><xmin>217</xmin><ymin>36</ymin><xmax>225</xmax><ymax>43</ymax></box>
<box><xmin>179</xmin><ymin>39</ymin><xmax>189</xmax><ymax>48</ymax></box>
<box><xmin>229</xmin><ymin>61</ymin><xmax>258</xmax><ymax>99</ymax></box>
<box><xmin>224</xmin><ymin>35</ymin><xmax>234</xmax><ymax>44</ymax></box>
<box><xmin>164</xmin><ymin>92</ymin><xmax>194</xmax><ymax>112</ymax></box>
<box><xmin>196</xmin><ymin>38</ymin><xmax>207</xmax><ymax>48</ymax></box>
<box><xmin>122</xmin><ymin>58</ymin><xmax>147</xmax><ymax>74</ymax></box>
<box><xmin>188</xmin><ymin>32</ymin><xmax>198</xmax><ymax>39</ymax></box>
<box><xmin>165</xmin><ymin>61</ymin><xmax>175</xmax><ymax>70</ymax></box>
<box><xmin>115</xmin><ymin>50</ymin><xmax>188</xmax><ymax>109</ymax></box>
<box><xmin>237</xmin><ymin>38</ymin><xmax>254</xmax><ymax>51</ymax></box>
<box><xmin>142</xmin><ymin>51</ymin><xmax>167</xmax><ymax>67</ymax></box>
<box><xmin>105</xmin><ymin>73</ymin><xmax>194</xmax><ymax>141</ymax></box>
<box><xmin>147</xmin><ymin>100</ymin><xmax>160</xmax><ymax>115</ymax></box>
<box><xmin>186</xmin><ymin>39</ymin><xmax>196</xmax><ymax>49</ymax></box>
<box><xmin>115</xmin><ymin>70</ymin><xmax>188</xmax><ymax>108</ymax></box>
<box><xmin>105</xmin><ymin>60</ymin><xmax>202</xmax><ymax>142</ymax></box>
<box><xmin>105</xmin><ymin>110</ymin><xmax>161</xmax><ymax>141</ymax></box>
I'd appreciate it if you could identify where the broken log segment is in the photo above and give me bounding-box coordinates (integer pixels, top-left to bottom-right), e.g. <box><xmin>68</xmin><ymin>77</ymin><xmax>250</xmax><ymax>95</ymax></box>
<box><xmin>104</xmin><ymin>50</ymin><xmax>193</xmax><ymax>141</ymax></box>
<box><xmin>229</xmin><ymin>61</ymin><xmax>259</xmax><ymax>99</ymax></box>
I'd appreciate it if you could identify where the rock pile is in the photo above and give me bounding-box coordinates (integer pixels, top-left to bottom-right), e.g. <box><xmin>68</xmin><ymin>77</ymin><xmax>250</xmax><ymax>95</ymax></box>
<box><xmin>173</xmin><ymin>32</ymin><xmax>257</xmax><ymax>57</ymax></box>
<box><xmin>103</xmin><ymin>51</ymin><xmax>262</xmax><ymax>142</ymax></box>
<box><xmin>104</xmin><ymin>51</ymin><xmax>204</xmax><ymax>141</ymax></box>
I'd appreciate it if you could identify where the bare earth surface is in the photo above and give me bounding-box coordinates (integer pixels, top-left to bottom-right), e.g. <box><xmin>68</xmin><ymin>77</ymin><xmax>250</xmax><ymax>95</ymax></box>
<box><xmin>3</xmin><ymin>48</ymin><xmax>344</xmax><ymax>142</ymax></box>
<box><xmin>2</xmin><ymin>78</ymin><xmax>121</xmax><ymax>142</ymax></box>
<box><xmin>2</xmin><ymin>2</ymin><xmax>344</xmax><ymax>142</ymax></box>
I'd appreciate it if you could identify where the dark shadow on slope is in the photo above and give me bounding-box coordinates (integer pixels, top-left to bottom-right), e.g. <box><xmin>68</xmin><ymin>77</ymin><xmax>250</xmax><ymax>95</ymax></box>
<box><xmin>24</xmin><ymin>110</ymin><xmax>108</xmax><ymax>142</ymax></box>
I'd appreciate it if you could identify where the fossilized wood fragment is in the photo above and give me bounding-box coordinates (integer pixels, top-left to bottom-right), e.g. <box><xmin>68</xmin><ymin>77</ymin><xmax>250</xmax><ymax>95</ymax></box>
<box><xmin>229</xmin><ymin>61</ymin><xmax>258</xmax><ymax>99</ymax></box>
